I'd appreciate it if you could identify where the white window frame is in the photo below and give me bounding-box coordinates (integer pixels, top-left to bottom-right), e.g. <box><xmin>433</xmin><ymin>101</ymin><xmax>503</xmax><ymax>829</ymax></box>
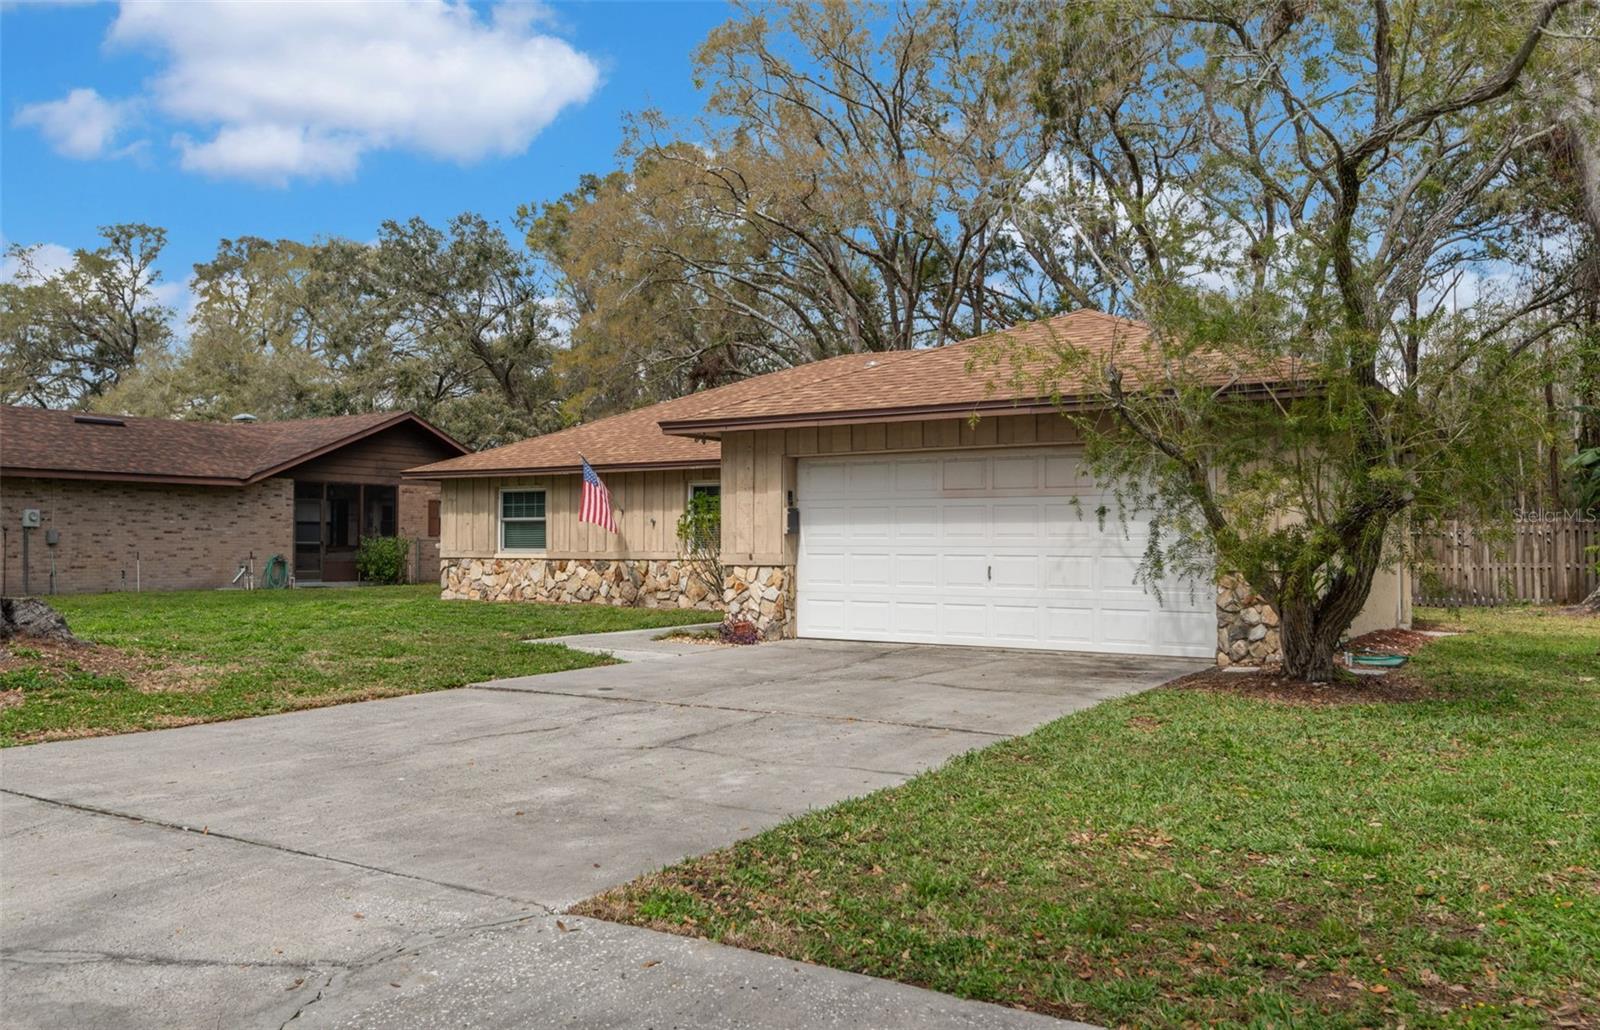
<box><xmin>687</xmin><ymin>481</ymin><xmax>721</xmax><ymax>503</ymax></box>
<box><xmin>499</xmin><ymin>487</ymin><xmax>548</xmax><ymax>553</ymax></box>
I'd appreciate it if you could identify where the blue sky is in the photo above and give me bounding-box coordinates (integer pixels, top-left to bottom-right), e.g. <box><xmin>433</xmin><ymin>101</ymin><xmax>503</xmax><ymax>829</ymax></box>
<box><xmin>1</xmin><ymin>1</ymin><xmax>728</xmax><ymax>301</ymax></box>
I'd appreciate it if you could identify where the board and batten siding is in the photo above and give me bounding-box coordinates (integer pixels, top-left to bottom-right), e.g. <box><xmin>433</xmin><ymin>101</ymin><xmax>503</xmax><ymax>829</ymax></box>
<box><xmin>439</xmin><ymin>468</ymin><xmax>718</xmax><ymax>560</ymax></box>
<box><xmin>720</xmin><ymin>412</ymin><xmax>1086</xmax><ymax>566</ymax></box>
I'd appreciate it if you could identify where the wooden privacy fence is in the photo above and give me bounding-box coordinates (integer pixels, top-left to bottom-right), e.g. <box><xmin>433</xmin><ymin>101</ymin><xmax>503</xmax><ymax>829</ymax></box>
<box><xmin>1416</xmin><ymin>517</ymin><xmax>1599</xmax><ymax>606</ymax></box>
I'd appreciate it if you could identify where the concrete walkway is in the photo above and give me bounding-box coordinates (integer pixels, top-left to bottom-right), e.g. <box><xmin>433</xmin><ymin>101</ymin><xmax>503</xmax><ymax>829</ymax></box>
<box><xmin>536</xmin><ymin>619</ymin><xmax>724</xmax><ymax>662</ymax></box>
<box><xmin>2</xmin><ymin>637</ymin><xmax>1200</xmax><ymax>1028</ymax></box>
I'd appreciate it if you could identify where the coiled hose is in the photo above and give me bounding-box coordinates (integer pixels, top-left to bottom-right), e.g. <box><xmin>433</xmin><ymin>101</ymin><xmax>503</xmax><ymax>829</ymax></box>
<box><xmin>262</xmin><ymin>554</ymin><xmax>290</xmax><ymax>589</ymax></box>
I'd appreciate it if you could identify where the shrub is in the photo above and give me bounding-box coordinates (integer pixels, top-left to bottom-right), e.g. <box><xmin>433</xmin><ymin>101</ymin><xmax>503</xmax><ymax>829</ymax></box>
<box><xmin>355</xmin><ymin>536</ymin><xmax>411</xmax><ymax>585</ymax></box>
<box><xmin>676</xmin><ymin>491</ymin><xmax>724</xmax><ymax>600</ymax></box>
<box><xmin>719</xmin><ymin>620</ymin><xmax>760</xmax><ymax>645</ymax></box>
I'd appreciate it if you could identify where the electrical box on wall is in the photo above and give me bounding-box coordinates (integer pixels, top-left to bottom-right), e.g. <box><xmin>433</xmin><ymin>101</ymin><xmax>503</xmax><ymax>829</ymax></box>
<box><xmin>786</xmin><ymin>506</ymin><xmax>800</xmax><ymax>535</ymax></box>
<box><xmin>20</xmin><ymin>509</ymin><xmax>41</xmax><ymax>528</ymax></box>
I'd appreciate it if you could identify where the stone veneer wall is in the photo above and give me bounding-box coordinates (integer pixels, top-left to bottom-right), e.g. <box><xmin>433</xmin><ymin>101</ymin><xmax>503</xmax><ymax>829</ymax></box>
<box><xmin>1216</xmin><ymin>573</ymin><xmax>1283</xmax><ymax>667</ymax></box>
<box><xmin>723</xmin><ymin>564</ymin><xmax>795</xmax><ymax>640</ymax></box>
<box><xmin>440</xmin><ymin>557</ymin><xmax>718</xmax><ymax>611</ymax></box>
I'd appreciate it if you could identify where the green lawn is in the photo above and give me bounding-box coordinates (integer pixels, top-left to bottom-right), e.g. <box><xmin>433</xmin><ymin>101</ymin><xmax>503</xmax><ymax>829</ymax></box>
<box><xmin>0</xmin><ymin>585</ymin><xmax>717</xmax><ymax>747</ymax></box>
<box><xmin>581</xmin><ymin>608</ymin><xmax>1600</xmax><ymax>1029</ymax></box>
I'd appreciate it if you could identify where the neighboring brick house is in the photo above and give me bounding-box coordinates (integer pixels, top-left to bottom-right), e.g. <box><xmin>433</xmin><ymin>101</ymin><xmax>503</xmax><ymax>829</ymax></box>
<box><xmin>0</xmin><ymin>407</ymin><xmax>467</xmax><ymax>595</ymax></box>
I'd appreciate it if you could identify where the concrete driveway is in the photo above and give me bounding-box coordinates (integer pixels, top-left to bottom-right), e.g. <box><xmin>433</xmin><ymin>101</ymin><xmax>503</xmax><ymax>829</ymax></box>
<box><xmin>1</xmin><ymin>638</ymin><xmax>1199</xmax><ymax>1029</ymax></box>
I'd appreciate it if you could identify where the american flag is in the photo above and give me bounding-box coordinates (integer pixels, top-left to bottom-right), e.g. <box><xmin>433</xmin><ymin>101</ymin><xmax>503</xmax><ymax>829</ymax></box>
<box><xmin>579</xmin><ymin>458</ymin><xmax>618</xmax><ymax>534</ymax></box>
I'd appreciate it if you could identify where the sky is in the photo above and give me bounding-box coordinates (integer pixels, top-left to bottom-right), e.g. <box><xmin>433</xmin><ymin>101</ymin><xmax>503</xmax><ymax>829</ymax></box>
<box><xmin>0</xmin><ymin>0</ymin><xmax>729</xmax><ymax>306</ymax></box>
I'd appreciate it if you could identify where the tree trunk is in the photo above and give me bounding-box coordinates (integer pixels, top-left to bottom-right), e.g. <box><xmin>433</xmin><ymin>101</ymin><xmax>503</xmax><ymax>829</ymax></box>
<box><xmin>1277</xmin><ymin>598</ymin><xmax>1343</xmax><ymax>682</ymax></box>
<box><xmin>1274</xmin><ymin>529</ymin><xmax>1388</xmax><ymax>683</ymax></box>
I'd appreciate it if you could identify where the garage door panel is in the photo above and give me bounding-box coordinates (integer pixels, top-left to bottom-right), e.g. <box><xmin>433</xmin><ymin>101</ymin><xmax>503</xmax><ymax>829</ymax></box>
<box><xmin>847</xmin><ymin>599</ymin><xmax>893</xmax><ymax>633</ymax></box>
<box><xmin>992</xmin><ymin>604</ymin><xmax>1040</xmax><ymax>640</ymax></box>
<box><xmin>942</xmin><ymin>554</ymin><xmax>989</xmax><ymax>589</ymax></box>
<box><xmin>848</xmin><ymin>552</ymin><xmax>894</xmax><ymax>588</ymax></box>
<box><xmin>941</xmin><ymin>503</ymin><xmax>989</xmax><ymax>539</ymax></box>
<box><xmin>942</xmin><ymin>458</ymin><xmax>987</xmax><ymax>491</ymax></box>
<box><xmin>893</xmin><ymin>460</ymin><xmax>941</xmax><ymax>494</ymax></box>
<box><xmin>991</xmin><ymin>554</ymin><xmax>1039</xmax><ymax>591</ymax></box>
<box><xmin>803</xmin><ymin>553</ymin><xmax>848</xmax><ymax>588</ymax></box>
<box><xmin>847</xmin><ymin>505</ymin><xmax>895</xmax><ymax>540</ymax></box>
<box><xmin>1044</xmin><ymin>455</ymin><xmax>1092</xmax><ymax>489</ymax></box>
<box><xmin>993</xmin><ymin>503</ymin><xmax>1043</xmax><ymax>540</ymax></box>
<box><xmin>847</xmin><ymin>462</ymin><xmax>895</xmax><ymax>490</ymax></box>
<box><xmin>993</xmin><ymin>455</ymin><xmax>1039</xmax><ymax>489</ymax></box>
<box><xmin>894</xmin><ymin>555</ymin><xmax>939</xmax><ymax>589</ymax></box>
<box><xmin>806</xmin><ymin>463</ymin><xmax>848</xmax><ymax>495</ymax></box>
<box><xmin>893</xmin><ymin>602</ymin><xmax>940</xmax><ymax>636</ymax></box>
<box><xmin>800</xmin><ymin>597</ymin><xmax>847</xmax><ymax>635</ymax></box>
<box><xmin>1043</xmin><ymin>606</ymin><xmax>1097</xmax><ymax>648</ymax></box>
<box><xmin>893</xmin><ymin>504</ymin><xmax>941</xmax><ymax>540</ymax></box>
<box><xmin>798</xmin><ymin>449</ymin><xmax>1214</xmax><ymax>657</ymax></box>
<box><xmin>1099</xmin><ymin>608</ymin><xmax>1153</xmax><ymax>647</ymax></box>
<box><xmin>942</xmin><ymin>603</ymin><xmax>989</xmax><ymax>638</ymax></box>
<box><xmin>1044</xmin><ymin>555</ymin><xmax>1096</xmax><ymax>592</ymax></box>
<box><xmin>805</xmin><ymin>503</ymin><xmax>852</xmax><ymax>541</ymax></box>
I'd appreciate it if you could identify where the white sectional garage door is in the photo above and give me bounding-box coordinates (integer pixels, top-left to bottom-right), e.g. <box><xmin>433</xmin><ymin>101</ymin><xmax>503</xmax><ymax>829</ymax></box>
<box><xmin>796</xmin><ymin>449</ymin><xmax>1214</xmax><ymax>657</ymax></box>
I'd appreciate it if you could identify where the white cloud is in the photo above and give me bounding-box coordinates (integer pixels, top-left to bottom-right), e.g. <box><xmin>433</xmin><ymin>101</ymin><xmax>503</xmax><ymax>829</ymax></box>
<box><xmin>174</xmin><ymin>124</ymin><xmax>362</xmax><ymax>183</ymax></box>
<box><xmin>106</xmin><ymin>0</ymin><xmax>601</xmax><ymax>185</ymax></box>
<box><xmin>0</xmin><ymin>239</ymin><xmax>74</xmax><ymax>283</ymax></box>
<box><xmin>14</xmin><ymin>88</ymin><xmax>135</xmax><ymax>159</ymax></box>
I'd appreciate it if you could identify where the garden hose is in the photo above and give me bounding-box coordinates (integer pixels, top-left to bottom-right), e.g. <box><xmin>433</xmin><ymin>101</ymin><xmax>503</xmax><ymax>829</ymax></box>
<box><xmin>262</xmin><ymin>554</ymin><xmax>290</xmax><ymax>589</ymax></box>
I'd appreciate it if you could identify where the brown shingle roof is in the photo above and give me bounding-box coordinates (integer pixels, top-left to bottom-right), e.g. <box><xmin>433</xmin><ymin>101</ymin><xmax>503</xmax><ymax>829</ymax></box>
<box><xmin>0</xmin><ymin>406</ymin><xmax>466</xmax><ymax>485</ymax></box>
<box><xmin>406</xmin><ymin>310</ymin><xmax>1303</xmax><ymax>477</ymax></box>
<box><xmin>658</xmin><ymin>310</ymin><xmax>1302</xmax><ymax>434</ymax></box>
<box><xmin>404</xmin><ymin>394</ymin><xmax>722</xmax><ymax>478</ymax></box>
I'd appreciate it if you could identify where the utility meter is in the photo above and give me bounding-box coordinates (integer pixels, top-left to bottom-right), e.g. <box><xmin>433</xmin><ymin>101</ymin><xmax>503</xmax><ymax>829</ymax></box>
<box><xmin>20</xmin><ymin>509</ymin><xmax>41</xmax><ymax>528</ymax></box>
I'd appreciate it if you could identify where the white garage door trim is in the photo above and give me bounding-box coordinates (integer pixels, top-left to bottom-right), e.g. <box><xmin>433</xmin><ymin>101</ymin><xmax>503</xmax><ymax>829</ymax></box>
<box><xmin>796</xmin><ymin>448</ymin><xmax>1215</xmax><ymax>657</ymax></box>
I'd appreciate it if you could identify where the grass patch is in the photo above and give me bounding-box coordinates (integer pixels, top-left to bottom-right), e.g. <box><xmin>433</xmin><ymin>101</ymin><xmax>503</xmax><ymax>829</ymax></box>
<box><xmin>0</xmin><ymin>585</ymin><xmax>716</xmax><ymax>746</ymax></box>
<box><xmin>580</xmin><ymin>608</ymin><xmax>1600</xmax><ymax>1028</ymax></box>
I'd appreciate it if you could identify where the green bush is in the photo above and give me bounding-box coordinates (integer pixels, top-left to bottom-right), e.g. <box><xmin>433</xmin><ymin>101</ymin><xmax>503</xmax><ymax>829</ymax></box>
<box><xmin>355</xmin><ymin>536</ymin><xmax>411</xmax><ymax>585</ymax></box>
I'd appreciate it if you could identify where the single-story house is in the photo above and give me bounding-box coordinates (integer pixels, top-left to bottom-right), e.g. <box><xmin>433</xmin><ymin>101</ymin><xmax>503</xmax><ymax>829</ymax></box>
<box><xmin>1</xmin><ymin>406</ymin><xmax>467</xmax><ymax>594</ymax></box>
<box><xmin>408</xmin><ymin>311</ymin><xmax>1411</xmax><ymax>665</ymax></box>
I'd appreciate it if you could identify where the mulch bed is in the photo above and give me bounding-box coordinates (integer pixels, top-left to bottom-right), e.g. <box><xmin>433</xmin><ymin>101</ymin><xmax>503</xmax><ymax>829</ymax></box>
<box><xmin>1169</xmin><ymin>668</ymin><xmax>1439</xmax><ymax>705</ymax></box>
<box><xmin>1168</xmin><ymin>625</ymin><xmax>1448</xmax><ymax>706</ymax></box>
<box><xmin>1345</xmin><ymin>626</ymin><xmax>1437</xmax><ymax>656</ymax></box>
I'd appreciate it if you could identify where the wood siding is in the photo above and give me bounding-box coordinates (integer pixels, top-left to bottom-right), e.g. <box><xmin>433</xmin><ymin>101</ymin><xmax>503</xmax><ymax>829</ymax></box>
<box><xmin>288</xmin><ymin>422</ymin><xmax>463</xmax><ymax>484</ymax></box>
<box><xmin>721</xmin><ymin>413</ymin><xmax>1085</xmax><ymax>565</ymax></box>
<box><xmin>439</xmin><ymin>468</ymin><xmax>718</xmax><ymax>560</ymax></box>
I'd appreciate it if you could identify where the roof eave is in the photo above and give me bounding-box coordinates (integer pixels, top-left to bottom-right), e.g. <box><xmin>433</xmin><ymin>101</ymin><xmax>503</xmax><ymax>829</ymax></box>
<box><xmin>0</xmin><ymin>466</ymin><xmax>248</xmax><ymax>487</ymax></box>
<box><xmin>657</xmin><ymin>381</ymin><xmax>1312</xmax><ymax>437</ymax></box>
<box><xmin>402</xmin><ymin>457</ymin><xmax>723</xmax><ymax>480</ymax></box>
<box><xmin>658</xmin><ymin>398</ymin><xmax>1078</xmax><ymax>437</ymax></box>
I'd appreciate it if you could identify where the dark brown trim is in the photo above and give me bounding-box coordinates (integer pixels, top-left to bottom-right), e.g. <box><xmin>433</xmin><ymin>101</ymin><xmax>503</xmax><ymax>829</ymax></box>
<box><xmin>656</xmin><ymin>383</ymin><xmax>1311</xmax><ymax>437</ymax></box>
<box><xmin>401</xmin><ymin>458</ymin><xmax>721</xmax><ymax>480</ymax></box>
<box><xmin>0</xmin><ymin>467</ymin><xmax>248</xmax><ymax>487</ymax></box>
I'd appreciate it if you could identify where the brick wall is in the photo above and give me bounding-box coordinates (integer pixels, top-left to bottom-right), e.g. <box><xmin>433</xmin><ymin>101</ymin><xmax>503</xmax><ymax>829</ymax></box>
<box><xmin>398</xmin><ymin>481</ymin><xmax>442</xmax><ymax>583</ymax></box>
<box><xmin>1</xmin><ymin>476</ymin><xmax>293</xmax><ymax>595</ymax></box>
